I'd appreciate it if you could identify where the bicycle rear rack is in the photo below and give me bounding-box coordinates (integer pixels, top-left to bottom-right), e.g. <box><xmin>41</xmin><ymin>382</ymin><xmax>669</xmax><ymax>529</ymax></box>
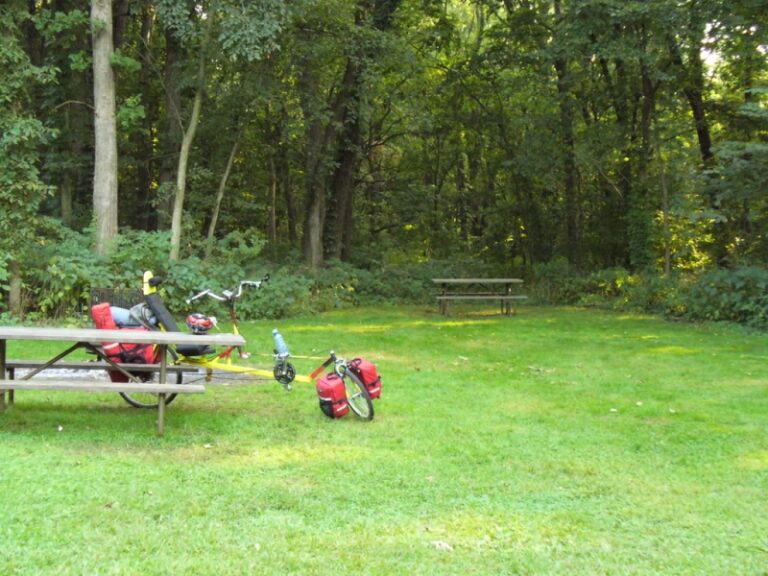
<box><xmin>90</xmin><ymin>288</ymin><xmax>144</xmax><ymax>310</ymax></box>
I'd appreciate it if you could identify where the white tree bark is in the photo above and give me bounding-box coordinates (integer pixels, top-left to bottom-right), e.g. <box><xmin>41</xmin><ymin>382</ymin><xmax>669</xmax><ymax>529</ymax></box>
<box><xmin>91</xmin><ymin>0</ymin><xmax>119</xmax><ymax>254</ymax></box>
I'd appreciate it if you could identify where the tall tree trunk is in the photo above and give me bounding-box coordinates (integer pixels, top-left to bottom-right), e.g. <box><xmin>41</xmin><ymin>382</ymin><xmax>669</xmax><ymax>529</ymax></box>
<box><xmin>168</xmin><ymin>80</ymin><xmax>203</xmax><ymax>261</ymax></box>
<box><xmin>271</xmin><ymin>104</ymin><xmax>296</xmax><ymax>248</ymax></box>
<box><xmin>268</xmin><ymin>155</ymin><xmax>277</xmax><ymax>256</ymax></box>
<box><xmin>169</xmin><ymin>14</ymin><xmax>212</xmax><ymax>261</ymax></box>
<box><xmin>8</xmin><ymin>261</ymin><xmax>22</xmax><ymax>318</ymax></box>
<box><xmin>325</xmin><ymin>0</ymin><xmax>400</xmax><ymax>261</ymax></box>
<box><xmin>136</xmin><ymin>4</ymin><xmax>155</xmax><ymax>230</ymax></box>
<box><xmin>158</xmin><ymin>28</ymin><xmax>182</xmax><ymax>229</ymax></box>
<box><xmin>279</xmin><ymin>139</ymin><xmax>297</xmax><ymax>248</ymax></box>
<box><xmin>299</xmin><ymin>60</ymin><xmax>345</xmax><ymax>268</ymax></box>
<box><xmin>91</xmin><ymin>0</ymin><xmax>118</xmax><ymax>255</ymax></box>
<box><xmin>328</xmin><ymin>98</ymin><xmax>361</xmax><ymax>261</ymax></box>
<box><xmin>628</xmin><ymin>30</ymin><xmax>658</xmax><ymax>271</ymax></box>
<box><xmin>205</xmin><ymin>135</ymin><xmax>240</xmax><ymax>257</ymax></box>
<box><xmin>595</xmin><ymin>48</ymin><xmax>636</xmax><ymax>267</ymax></box>
<box><xmin>302</xmin><ymin>118</ymin><xmax>327</xmax><ymax>268</ymax></box>
<box><xmin>60</xmin><ymin>106</ymin><xmax>74</xmax><ymax>226</ymax></box>
<box><xmin>655</xmin><ymin>126</ymin><xmax>671</xmax><ymax>276</ymax></box>
<box><xmin>112</xmin><ymin>0</ymin><xmax>130</xmax><ymax>50</ymax></box>
<box><xmin>554</xmin><ymin>60</ymin><xmax>579</xmax><ymax>267</ymax></box>
<box><xmin>669</xmin><ymin>10</ymin><xmax>724</xmax><ymax>263</ymax></box>
<box><xmin>668</xmin><ymin>42</ymin><xmax>713</xmax><ymax>165</ymax></box>
<box><xmin>554</xmin><ymin>0</ymin><xmax>580</xmax><ymax>268</ymax></box>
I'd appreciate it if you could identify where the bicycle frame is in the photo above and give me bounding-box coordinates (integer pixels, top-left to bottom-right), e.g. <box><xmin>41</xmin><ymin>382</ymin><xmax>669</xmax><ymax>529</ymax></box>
<box><xmin>142</xmin><ymin>271</ymin><xmax>306</xmax><ymax>387</ymax></box>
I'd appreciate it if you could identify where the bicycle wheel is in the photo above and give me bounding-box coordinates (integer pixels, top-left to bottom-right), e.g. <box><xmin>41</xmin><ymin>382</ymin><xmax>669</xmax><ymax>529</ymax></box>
<box><xmin>343</xmin><ymin>370</ymin><xmax>374</xmax><ymax>421</ymax></box>
<box><xmin>120</xmin><ymin>371</ymin><xmax>181</xmax><ymax>409</ymax></box>
<box><xmin>273</xmin><ymin>362</ymin><xmax>296</xmax><ymax>390</ymax></box>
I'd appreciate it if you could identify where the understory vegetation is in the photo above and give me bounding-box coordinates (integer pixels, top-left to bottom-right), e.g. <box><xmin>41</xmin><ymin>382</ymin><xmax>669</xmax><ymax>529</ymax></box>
<box><xmin>7</xmin><ymin>227</ymin><xmax>768</xmax><ymax>330</ymax></box>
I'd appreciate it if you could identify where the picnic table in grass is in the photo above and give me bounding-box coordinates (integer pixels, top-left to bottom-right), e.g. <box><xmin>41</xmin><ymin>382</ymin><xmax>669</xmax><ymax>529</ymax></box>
<box><xmin>0</xmin><ymin>326</ymin><xmax>245</xmax><ymax>435</ymax></box>
<box><xmin>432</xmin><ymin>278</ymin><xmax>528</xmax><ymax>316</ymax></box>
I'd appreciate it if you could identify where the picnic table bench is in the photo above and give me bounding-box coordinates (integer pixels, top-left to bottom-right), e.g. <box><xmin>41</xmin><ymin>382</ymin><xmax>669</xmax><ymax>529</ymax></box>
<box><xmin>0</xmin><ymin>326</ymin><xmax>245</xmax><ymax>435</ymax></box>
<box><xmin>433</xmin><ymin>278</ymin><xmax>527</xmax><ymax>316</ymax></box>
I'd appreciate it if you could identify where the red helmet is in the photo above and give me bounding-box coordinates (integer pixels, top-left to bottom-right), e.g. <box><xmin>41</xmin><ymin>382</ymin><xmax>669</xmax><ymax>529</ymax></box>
<box><xmin>186</xmin><ymin>313</ymin><xmax>216</xmax><ymax>334</ymax></box>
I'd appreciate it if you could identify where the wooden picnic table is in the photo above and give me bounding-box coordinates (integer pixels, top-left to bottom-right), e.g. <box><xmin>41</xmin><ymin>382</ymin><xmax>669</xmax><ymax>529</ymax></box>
<box><xmin>0</xmin><ymin>326</ymin><xmax>245</xmax><ymax>435</ymax></box>
<box><xmin>432</xmin><ymin>278</ymin><xmax>527</xmax><ymax>316</ymax></box>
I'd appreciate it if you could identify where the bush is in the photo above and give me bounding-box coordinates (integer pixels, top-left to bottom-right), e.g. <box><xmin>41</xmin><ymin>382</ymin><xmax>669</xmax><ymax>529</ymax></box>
<box><xmin>25</xmin><ymin>227</ymin><xmax>110</xmax><ymax>317</ymax></box>
<box><xmin>683</xmin><ymin>267</ymin><xmax>768</xmax><ymax>327</ymax></box>
<box><xmin>15</xmin><ymin>223</ymin><xmax>768</xmax><ymax>331</ymax></box>
<box><xmin>530</xmin><ymin>258</ymin><xmax>585</xmax><ymax>304</ymax></box>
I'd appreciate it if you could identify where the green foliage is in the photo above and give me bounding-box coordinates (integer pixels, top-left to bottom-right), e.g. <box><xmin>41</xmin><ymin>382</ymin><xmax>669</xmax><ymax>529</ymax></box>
<box><xmin>236</xmin><ymin>269</ymin><xmax>314</xmax><ymax>319</ymax></box>
<box><xmin>155</xmin><ymin>0</ymin><xmax>200</xmax><ymax>44</ymax></box>
<box><xmin>531</xmin><ymin>258</ymin><xmax>768</xmax><ymax>329</ymax></box>
<box><xmin>0</xmin><ymin>4</ymin><xmax>56</xmax><ymax>306</ymax></box>
<box><xmin>32</xmin><ymin>7</ymin><xmax>87</xmax><ymax>38</ymax></box>
<box><xmin>30</xmin><ymin>228</ymin><xmax>109</xmax><ymax>317</ymax></box>
<box><xmin>115</xmin><ymin>94</ymin><xmax>145</xmax><ymax>131</ymax></box>
<box><xmin>108</xmin><ymin>230</ymin><xmax>176</xmax><ymax>286</ymax></box>
<box><xmin>684</xmin><ymin>267</ymin><xmax>768</xmax><ymax>327</ymax></box>
<box><xmin>217</xmin><ymin>0</ymin><xmax>287</xmax><ymax>61</ymax></box>
<box><xmin>530</xmin><ymin>258</ymin><xmax>585</xmax><ymax>304</ymax></box>
<box><xmin>705</xmin><ymin>141</ymin><xmax>768</xmax><ymax>263</ymax></box>
<box><xmin>109</xmin><ymin>49</ymin><xmax>142</xmax><ymax>73</ymax></box>
<box><xmin>13</xmin><ymin>221</ymin><xmax>506</xmax><ymax>320</ymax></box>
<box><xmin>67</xmin><ymin>50</ymin><xmax>91</xmax><ymax>72</ymax></box>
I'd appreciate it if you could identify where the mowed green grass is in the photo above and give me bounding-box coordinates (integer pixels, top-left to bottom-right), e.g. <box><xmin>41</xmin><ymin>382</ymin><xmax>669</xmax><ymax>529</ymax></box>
<box><xmin>1</xmin><ymin>305</ymin><xmax>767</xmax><ymax>575</ymax></box>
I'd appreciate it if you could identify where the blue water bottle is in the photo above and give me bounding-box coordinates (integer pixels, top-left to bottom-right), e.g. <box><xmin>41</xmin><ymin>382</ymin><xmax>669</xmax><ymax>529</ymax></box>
<box><xmin>272</xmin><ymin>328</ymin><xmax>290</xmax><ymax>357</ymax></box>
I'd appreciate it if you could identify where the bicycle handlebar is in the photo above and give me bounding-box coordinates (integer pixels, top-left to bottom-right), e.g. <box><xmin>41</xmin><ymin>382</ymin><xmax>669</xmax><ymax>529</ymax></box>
<box><xmin>185</xmin><ymin>274</ymin><xmax>270</xmax><ymax>305</ymax></box>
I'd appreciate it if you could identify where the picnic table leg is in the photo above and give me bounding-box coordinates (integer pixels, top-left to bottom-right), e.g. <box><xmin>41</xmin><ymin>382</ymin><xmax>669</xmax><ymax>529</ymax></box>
<box><xmin>156</xmin><ymin>344</ymin><xmax>168</xmax><ymax>436</ymax></box>
<box><xmin>157</xmin><ymin>393</ymin><xmax>166</xmax><ymax>436</ymax></box>
<box><xmin>0</xmin><ymin>339</ymin><xmax>5</xmax><ymax>410</ymax></box>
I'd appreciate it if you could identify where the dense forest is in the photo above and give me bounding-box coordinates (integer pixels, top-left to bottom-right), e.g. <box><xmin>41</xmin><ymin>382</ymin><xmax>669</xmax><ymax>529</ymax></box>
<box><xmin>1</xmin><ymin>0</ymin><xmax>767</xmax><ymax>322</ymax></box>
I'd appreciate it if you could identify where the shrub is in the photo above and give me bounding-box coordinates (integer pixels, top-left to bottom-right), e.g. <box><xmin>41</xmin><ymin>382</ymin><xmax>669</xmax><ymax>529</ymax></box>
<box><xmin>683</xmin><ymin>267</ymin><xmax>768</xmax><ymax>327</ymax></box>
<box><xmin>530</xmin><ymin>258</ymin><xmax>585</xmax><ymax>304</ymax></box>
<box><xmin>16</xmin><ymin>223</ymin><xmax>768</xmax><ymax>331</ymax></box>
<box><xmin>25</xmin><ymin>227</ymin><xmax>110</xmax><ymax>317</ymax></box>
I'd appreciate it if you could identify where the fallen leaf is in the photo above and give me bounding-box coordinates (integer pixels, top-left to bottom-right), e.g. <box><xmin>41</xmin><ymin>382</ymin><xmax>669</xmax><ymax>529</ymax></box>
<box><xmin>431</xmin><ymin>540</ymin><xmax>454</xmax><ymax>552</ymax></box>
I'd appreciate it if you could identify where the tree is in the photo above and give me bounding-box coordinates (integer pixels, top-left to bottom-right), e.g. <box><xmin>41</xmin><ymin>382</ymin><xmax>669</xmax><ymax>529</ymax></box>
<box><xmin>0</xmin><ymin>4</ymin><xmax>55</xmax><ymax>315</ymax></box>
<box><xmin>157</xmin><ymin>0</ymin><xmax>287</xmax><ymax>261</ymax></box>
<box><xmin>91</xmin><ymin>0</ymin><xmax>119</xmax><ymax>254</ymax></box>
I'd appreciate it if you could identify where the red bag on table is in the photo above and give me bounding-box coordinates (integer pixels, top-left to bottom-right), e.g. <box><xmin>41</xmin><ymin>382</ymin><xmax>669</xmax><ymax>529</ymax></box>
<box><xmin>91</xmin><ymin>302</ymin><xmax>158</xmax><ymax>382</ymax></box>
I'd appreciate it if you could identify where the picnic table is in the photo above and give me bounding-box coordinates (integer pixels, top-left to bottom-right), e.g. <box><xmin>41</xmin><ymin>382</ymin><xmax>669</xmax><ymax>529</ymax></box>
<box><xmin>0</xmin><ymin>326</ymin><xmax>245</xmax><ymax>435</ymax></box>
<box><xmin>433</xmin><ymin>278</ymin><xmax>527</xmax><ymax>316</ymax></box>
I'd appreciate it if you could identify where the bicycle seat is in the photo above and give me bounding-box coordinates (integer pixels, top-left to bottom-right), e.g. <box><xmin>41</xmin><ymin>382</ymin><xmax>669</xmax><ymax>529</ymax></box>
<box><xmin>175</xmin><ymin>343</ymin><xmax>215</xmax><ymax>357</ymax></box>
<box><xmin>143</xmin><ymin>293</ymin><xmax>215</xmax><ymax>356</ymax></box>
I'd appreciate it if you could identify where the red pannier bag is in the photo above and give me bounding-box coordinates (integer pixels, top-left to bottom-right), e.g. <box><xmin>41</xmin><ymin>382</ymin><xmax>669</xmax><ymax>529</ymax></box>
<box><xmin>348</xmin><ymin>358</ymin><xmax>382</xmax><ymax>399</ymax></box>
<box><xmin>91</xmin><ymin>302</ymin><xmax>158</xmax><ymax>382</ymax></box>
<box><xmin>316</xmin><ymin>372</ymin><xmax>349</xmax><ymax>419</ymax></box>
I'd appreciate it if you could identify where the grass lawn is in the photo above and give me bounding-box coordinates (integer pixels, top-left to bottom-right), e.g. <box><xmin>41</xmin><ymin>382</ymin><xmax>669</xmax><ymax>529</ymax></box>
<box><xmin>1</xmin><ymin>304</ymin><xmax>767</xmax><ymax>575</ymax></box>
